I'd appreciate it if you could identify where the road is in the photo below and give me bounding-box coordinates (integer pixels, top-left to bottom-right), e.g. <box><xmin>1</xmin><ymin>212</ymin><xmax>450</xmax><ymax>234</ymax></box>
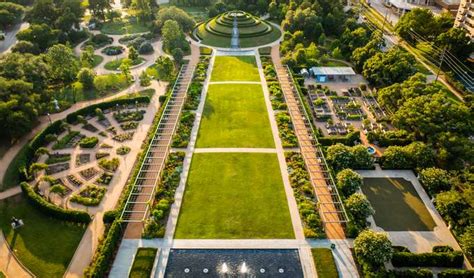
<box><xmin>0</xmin><ymin>22</ymin><xmax>30</xmax><ymax>54</ymax></box>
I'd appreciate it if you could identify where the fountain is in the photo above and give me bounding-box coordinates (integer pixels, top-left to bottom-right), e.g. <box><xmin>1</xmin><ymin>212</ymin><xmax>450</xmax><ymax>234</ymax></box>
<box><xmin>240</xmin><ymin>262</ymin><xmax>248</xmax><ymax>273</ymax></box>
<box><xmin>221</xmin><ymin>263</ymin><xmax>229</xmax><ymax>273</ymax></box>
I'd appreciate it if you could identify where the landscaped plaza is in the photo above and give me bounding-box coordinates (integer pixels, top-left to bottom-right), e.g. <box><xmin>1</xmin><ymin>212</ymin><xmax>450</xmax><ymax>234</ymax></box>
<box><xmin>0</xmin><ymin>1</ymin><xmax>473</xmax><ymax>278</ymax></box>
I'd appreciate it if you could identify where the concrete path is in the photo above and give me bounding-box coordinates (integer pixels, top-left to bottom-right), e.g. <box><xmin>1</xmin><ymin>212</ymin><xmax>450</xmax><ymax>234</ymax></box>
<box><xmin>0</xmin><ymin>21</ymin><xmax>30</xmax><ymax>54</ymax></box>
<box><xmin>0</xmin><ymin>232</ymin><xmax>33</xmax><ymax>278</ymax></box>
<box><xmin>0</xmin><ymin>186</ymin><xmax>21</xmax><ymax>200</ymax></box>
<box><xmin>64</xmin><ymin>81</ymin><xmax>167</xmax><ymax>278</ymax></box>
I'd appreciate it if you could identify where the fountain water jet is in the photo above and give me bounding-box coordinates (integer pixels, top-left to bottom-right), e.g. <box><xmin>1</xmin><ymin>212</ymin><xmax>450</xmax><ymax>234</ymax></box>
<box><xmin>221</xmin><ymin>263</ymin><xmax>229</xmax><ymax>273</ymax></box>
<box><xmin>240</xmin><ymin>262</ymin><xmax>248</xmax><ymax>273</ymax></box>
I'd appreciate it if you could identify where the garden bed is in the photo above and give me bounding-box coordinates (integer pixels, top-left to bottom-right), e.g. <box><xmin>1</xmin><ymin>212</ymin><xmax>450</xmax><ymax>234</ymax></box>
<box><xmin>70</xmin><ymin>184</ymin><xmax>106</xmax><ymax>206</ymax></box>
<box><xmin>46</xmin><ymin>154</ymin><xmax>71</xmax><ymax>165</ymax></box>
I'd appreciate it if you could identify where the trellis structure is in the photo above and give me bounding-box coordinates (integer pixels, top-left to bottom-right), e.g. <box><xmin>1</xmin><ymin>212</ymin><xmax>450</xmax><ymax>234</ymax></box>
<box><xmin>275</xmin><ymin>64</ymin><xmax>349</xmax><ymax>239</ymax></box>
<box><xmin>120</xmin><ymin>64</ymin><xmax>195</xmax><ymax>223</ymax></box>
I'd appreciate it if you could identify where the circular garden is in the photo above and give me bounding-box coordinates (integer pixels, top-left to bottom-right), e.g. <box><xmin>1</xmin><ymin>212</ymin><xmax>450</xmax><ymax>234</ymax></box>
<box><xmin>194</xmin><ymin>11</ymin><xmax>281</xmax><ymax>48</ymax></box>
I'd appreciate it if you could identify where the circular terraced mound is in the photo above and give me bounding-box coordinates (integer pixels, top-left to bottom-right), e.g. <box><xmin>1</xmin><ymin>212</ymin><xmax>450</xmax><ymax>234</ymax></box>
<box><xmin>193</xmin><ymin>11</ymin><xmax>281</xmax><ymax>48</ymax></box>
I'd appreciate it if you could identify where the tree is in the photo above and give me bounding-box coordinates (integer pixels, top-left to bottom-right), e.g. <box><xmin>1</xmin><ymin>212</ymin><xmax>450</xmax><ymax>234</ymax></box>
<box><xmin>46</xmin><ymin>44</ymin><xmax>80</xmax><ymax>84</ymax></box>
<box><xmin>435</xmin><ymin>190</ymin><xmax>467</xmax><ymax>224</ymax></box>
<box><xmin>88</xmin><ymin>0</ymin><xmax>111</xmax><ymax>21</ymax></box>
<box><xmin>0</xmin><ymin>2</ymin><xmax>24</xmax><ymax>28</ymax></box>
<box><xmin>11</xmin><ymin>40</ymin><xmax>40</xmax><ymax>54</ymax></box>
<box><xmin>155</xmin><ymin>6</ymin><xmax>195</xmax><ymax>33</ymax></box>
<box><xmin>362</xmin><ymin>47</ymin><xmax>417</xmax><ymax>87</ymax></box>
<box><xmin>352</xmin><ymin>145</ymin><xmax>373</xmax><ymax>169</ymax></box>
<box><xmin>45</xmin><ymin>134</ymin><xmax>58</xmax><ymax>143</ymax></box>
<box><xmin>119</xmin><ymin>58</ymin><xmax>132</xmax><ymax>83</ymax></box>
<box><xmin>155</xmin><ymin>56</ymin><xmax>175</xmax><ymax>81</ymax></box>
<box><xmin>128</xmin><ymin>46</ymin><xmax>139</xmax><ymax>61</ymax></box>
<box><xmin>460</xmin><ymin>225</ymin><xmax>474</xmax><ymax>259</ymax></box>
<box><xmin>27</xmin><ymin>0</ymin><xmax>58</xmax><ymax>25</ymax></box>
<box><xmin>435</xmin><ymin>27</ymin><xmax>474</xmax><ymax>62</ymax></box>
<box><xmin>419</xmin><ymin>167</ymin><xmax>450</xmax><ymax>196</ymax></box>
<box><xmin>49</xmin><ymin>184</ymin><xmax>67</xmax><ymax>202</ymax></box>
<box><xmin>395</xmin><ymin>8</ymin><xmax>438</xmax><ymax>42</ymax></box>
<box><xmin>345</xmin><ymin>193</ymin><xmax>374</xmax><ymax>227</ymax></box>
<box><xmin>35</xmin><ymin>147</ymin><xmax>50</xmax><ymax>157</ymax></box>
<box><xmin>139</xmin><ymin>71</ymin><xmax>151</xmax><ymax>87</ymax></box>
<box><xmin>326</xmin><ymin>143</ymin><xmax>354</xmax><ymax>172</ymax></box>
<box><xmin>77</xmin><ymin>68</ymin><xmax>96</xmax><ymax>90</ymax></box>
<box><xmin>351</xmin><ymin>31</ymin><xmax>383</xmax><ymax>72</ymax></box>
<box><xmin>172</xmin><ymin>48</ymin><xmax>184</xmax><ymax>65</ymax></box>
<box><xmin>336</xmin><ymin>169</ymin><xmax>363</xmax><ymax>198</ymax></box>
<box><xmin>161</xmin><ymin>19</ymin><xmax>189</xmax><ymax>54</ymax></box>
<box><xmin>80</xmin><ymin>45</ymin><xmax>95</xmax><ymax>68</ymax></box>
<box><xmin>354</xmin><ymin>230</ymin><xmax>393</xmax><ymax>270</ymax></box>
<box><xmin>134</xmin><ymin>0</ymin><xmax>153</xmax><ymax>22</ymax></box>
<box><xmin>17</xmin><ymin>24</ymin><xmax>59</xmax><ymax>52</ymax></box>
<box><xmin>29</xmin><ymin>162</ymin><xmax>48</xmax><ymax>179</ymax></box>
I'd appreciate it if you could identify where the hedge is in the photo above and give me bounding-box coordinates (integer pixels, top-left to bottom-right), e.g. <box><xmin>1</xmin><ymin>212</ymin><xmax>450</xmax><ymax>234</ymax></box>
<box><xmin>20</xmin><ymin>182</ymin><xmax>91</xmax><ymax>223</ymax></box>
<box><xmin>388</xmin><ymin>269</ymin><xmax>433</xmax><ymax>278</ymax></box>
<box><xmin>84</xmin><ymin>220</ymin><xmax>123</xmax><ymax>277</ymax></box>
<box><xmin>66</xmin><ymin>96</ymin><xmax>150</xmax><ymax>124</ymax></box>
<box><xmin>438</xmin><ymin>269</ymin><xmax>474</xmax><ymax>278</ymax></box>
<box><xmin>391</xmin><ymin>251</ymin><xmax>464</xmax><ymax>268</ymax></box>
<box><xmin>318</xmin><ymin>131</ymin><xmax>360</xmax><ymax>146</ymax></box>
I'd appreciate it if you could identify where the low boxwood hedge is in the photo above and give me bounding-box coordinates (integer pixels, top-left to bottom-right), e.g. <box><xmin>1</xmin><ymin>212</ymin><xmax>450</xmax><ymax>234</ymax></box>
<box><xmin>387</xmin><ymin>269</ymin><xmax>433</xmax><ymax>278</ymax></box>
<box><xmin>438</xmin><ymin>269</ymin><xmax>474</xmax><ymax>278</ymax></box>
<box><xmin>318</xmin><ymin>131</ymin><xmax>360</xmax><ymax>146</ymax></box>
<box><xmin>20</xmin><ymin>182</ymin><xmax>91</xmax><ymax>223</ymax></box>
<box><xmin>391</xmin><ymin>251</ymin><xmax>464</xmax><ymax>268</ymax></box>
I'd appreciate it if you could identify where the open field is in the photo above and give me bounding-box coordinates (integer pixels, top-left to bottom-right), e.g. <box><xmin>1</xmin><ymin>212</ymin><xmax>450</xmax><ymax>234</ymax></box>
<box><xmin>0</xmin><ymin>196</ymin><xmax>86</xmax><ymax>277</ymax></box>
<box><xmin>196</xmin><ymin>84</ymin><xmax>274</xmax><ymax>148</ymax></box>
<box><xmin>175</xmin><ymin>153</ymin><xmax>294</xmax><ymax>239</ymax></box>
<box><xmin>362</xmin><ymin>177</ymin><xmax>436</xmax><ymax>231</ymax></box>
<box><xmin>211</xmin><ymin>56</ymin><xmax>260</xmax><ymax>82</ymax></box>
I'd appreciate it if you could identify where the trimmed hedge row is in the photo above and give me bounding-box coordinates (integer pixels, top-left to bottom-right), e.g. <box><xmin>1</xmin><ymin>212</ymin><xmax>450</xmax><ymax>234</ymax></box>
<box><xmin>66</xmin><ymin>96</ymin><xmax>150</xmax><ymax>124</ymax></box>
<box><xmin>387</xmin><ymin>269</ymin><xmax>432</xmax><ymax>278</ymax></box>
<box><xmin>318</xmin><ymin>131</ymin><xmax>360</xmax><ymax>146</ymax></box>
<box><xmin>84</xmin><ymin>220</ymin><xmax>122</xmax><ymax>277</ymax></box>
<box><xmin>391</xmin><ymin>251</ymin><xmax>464</xmax><ymax>268</ymax></box>
<box><xmin>20</xmin><ymin>182</ymin><xmax>91</xmax><ymax>223</ymax></box>
<box><xmin>438</xmin><ymin>269</ymin><xmax>474</xmax><ymax>278</ymax></box>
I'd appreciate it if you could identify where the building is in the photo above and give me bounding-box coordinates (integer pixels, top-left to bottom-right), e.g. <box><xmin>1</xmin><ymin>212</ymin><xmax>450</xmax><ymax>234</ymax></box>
<box><xmin>455</xmin><ymin>0</ymin><xmax>474</xmax><ymax>38</ymax></box>
<box><xmin>383</xmin><ymin>0</ymin><xmax>460</xmax><ymax>15</ymax></box>
<box><xmin>309</xmin><ymin>67</ymin><xmax>356</xmax><ymax>83</ymax></box>
<box><xmin>434</xmin><ymin>0</ymin><xmax>462</xmax><ymax>14</ymax></box>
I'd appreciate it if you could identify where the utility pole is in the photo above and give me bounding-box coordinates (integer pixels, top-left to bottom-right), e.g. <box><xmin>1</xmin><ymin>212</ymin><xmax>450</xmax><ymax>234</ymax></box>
<box><xmin>435</xmin><ymin>46</ymin><xmax>447</xmax><ymax>83</ymax></box>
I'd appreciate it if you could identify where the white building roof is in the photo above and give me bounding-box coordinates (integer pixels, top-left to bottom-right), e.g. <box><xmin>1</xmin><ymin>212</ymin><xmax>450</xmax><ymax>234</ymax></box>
<box><xmin>310</xmin><ymin>67</ymin><xmax>356</xmax><ymax>76</ymax></box>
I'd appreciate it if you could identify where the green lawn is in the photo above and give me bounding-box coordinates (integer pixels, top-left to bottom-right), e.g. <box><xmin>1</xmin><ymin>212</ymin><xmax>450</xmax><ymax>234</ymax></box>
<box><xmin>211</xmin><ymin>56</ymin><xmax>260</xmax><ymax>82</ymax></box>
<box><xmin>0</xmin><ymin>196</ymin><xmax>86</xmax><ymax>278</ymax></box>
<box><xmin>1</xmin><ymin>143</ymin><xmax>29</xmax><ymax>191</ymax></box>
<box><xmin>92</xmin><ymin>54</ymin><xmax>104</xmax><ymax>68</ymax></box>
<box><xmin>312</xmin><ymin>249</ymin><xmax>338</xmax><ymax>278</ymax></box>
<box><xmin>175</xmin><ymin>153</ymin><xmax>294</xmax><ymax>239</ymax></box>
<box><xmin>129</xmin><ymin>248</ymin><xmax>157</xmax><ymax>278</ymax></box>
<box><xmin>104</xmin><ymin>57</ymin><xmax>145</xmax><ymax>71</ymax></box>
<box><xmin>362</xmin><ymin>177</ymin><xmax>436</xmax><ymax>231</ymax></box>
<box><xmin>100</xmin><ymin>19</ymin><xmax>150</xmax><ymax>35</ymax></box>
<box><xmin>196</xmin><ymin>84</ymin><xmax>274</xmax><ymax>148</ymax></box>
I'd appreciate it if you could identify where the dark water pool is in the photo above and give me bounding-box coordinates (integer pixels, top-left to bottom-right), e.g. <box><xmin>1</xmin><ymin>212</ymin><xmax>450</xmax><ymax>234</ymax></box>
<box><xmin>164</xmin><ymin>249</ymin><xmax>304</xmax><ymax>278</ymax></box>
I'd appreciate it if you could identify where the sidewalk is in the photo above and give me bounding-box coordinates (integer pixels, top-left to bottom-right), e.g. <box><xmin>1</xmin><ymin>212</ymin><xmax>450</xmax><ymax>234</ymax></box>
<box><xmin>0</xmin><ymin>232</ymin><xmax>32</xmax><ymax>278</ymax></box>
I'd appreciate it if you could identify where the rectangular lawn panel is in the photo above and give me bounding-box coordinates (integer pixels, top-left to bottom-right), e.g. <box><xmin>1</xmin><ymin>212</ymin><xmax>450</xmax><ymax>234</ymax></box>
<box><xmin>196</xmin><ymin>84</ymin><xmax>274</xmax><ymax>148</ymax></box>
<box><xmin>0</xmin><ymin>196</ymin><xmax>86</xmax><ymax>278</ymax></box>
<box><xmin>362</xmin><ymin>177</ymin><xmax>436</xmax><ymax>231</ymax></box>
<box><xmin>311</xmin><ymin>248</ymin><xmax>338</xmax><ymax>278</ymax></box>
<box><xmin>211</xmin><ymin>56</ymin><xmax>260</xmax><ymax>82</ymax></box>
<box><xmin>129</xmin><ymin>248</ymin><xmax>158</xmax><ymax>278</ymax></box>
<box><xmin>175</xmin><ymin>153</ymin><xmax>294</xmax><ymax>239</ymax></box>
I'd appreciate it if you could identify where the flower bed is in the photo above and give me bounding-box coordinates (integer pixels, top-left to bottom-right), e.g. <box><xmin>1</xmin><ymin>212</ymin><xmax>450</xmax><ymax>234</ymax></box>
<box><xmin>120</xmin><ymin>121</ymin><xmax>139</xmax><ymax>130</ymax></box>
<box><xmin>113</xmin><ymin>132</ymin><xmax>134</xmax><ymax>142</ymax></box>
<box><xmin>79</xmin><ymin>136</ymin><xmax>99</xmax><ymax>148</ymax></box>
<box><xmin>46</xmin><ymin>163</ymin><xmax>70</xmax><ymax>175</ymax></box>
<box><xmin>79</xmin><ymin>167</ymin><xmax>100</xmax><ymax>180</ymax></box>
<box><xmin>95</xmin><ymin>172</ymin><xmax>114</xmax><ymax>186</ymax></box>
<box><xmin>113</xmin><ymin>110</ymin><xmax>144</xmax><ymax>123</ymax></box>
<box><xmin>285</xmin><ymin>152</ymin><xmax>325</xmax><ymax>238</ymax></box>
<box><xmin>70</xmin><ymin>184</ymin><xmax>107</xmax><ymax>206</ymax></box>
<box><xmin>76</xmin><ymin>154</ymin><xmax>91</xmax><ymax>166</ymax></box>
<box><xmin>67</xmin><ymin>174</ymin><xmax>83</xmax><ymax>187</ymax></box>
<box><xmin>275</xmin><ymin>112</ymin><xmax>298</xmax><ymax>148</ymax></box>
<box><xmin>143</xmin><ymin>152</ymin><xmax>185</xmax><ymax>238</ymax></box>
<box><xmin>46</xmin><ymin>154</ymin><xmax>71</xmax><ymax>165</ymax></box>
<box><xmin>98</xmin><ymin>158</ymin><xmax>120</xmax><ymax>172</ymax></box>
<box><xmin>82</xmin><ymin>123</ymin><xmax>99</xmax><ymax>133</ymax></box>
<box><xmin>95</xmin><ymin>152</ymin><xmax>110</xmax><ymax>159</ymax></box>
<box><xmin>116</xmin><ymin>146</ymin><xmax>131</xmax><ymax>155</ymax></box>
<box><xmin>101</xmin><ymin>45</ymin><xmax>124</xmax><ymax>56</ymax></box>
<box><xmin>171</xmin><ymin>112</ymin><xmax>195</xmax><ymax>148</ymax></box>
<box><xmin>52</xmin><ymin>131</ymin><xmax>84</xmax><ymax>150</ymax></box>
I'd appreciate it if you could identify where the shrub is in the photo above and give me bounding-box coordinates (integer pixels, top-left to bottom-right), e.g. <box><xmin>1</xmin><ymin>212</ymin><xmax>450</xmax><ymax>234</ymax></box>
<box><xmin>345</xmin><ymin>193</ymin><xmax>374</xmax><ymax>227</ymax></box>
<box><xmin>432</xmin><ymin>245</ymin><xmax>454</xmax><ymax>253</ymax></box>
<box><xmin>391</xmin><ymin>251</ymin><xmax>464</xmax><ymax>268</ymax></box>
<box><xmin>98</xmin><ymin>158</ymin><xmax>120</xmax><ymax>172</ymax></box>
<box><xmin>20</xmin><ymin>182</ymin><xmax>91</xmax><ymax>223</ymax></box>
<box><xmin>388</xmin><ymin>269</ymin><xmax>433</xmax><ymax>278</ymax></box>
<box><xmin>435</xmin><ymin>190</ymin><xmax>468</xmax><ymax>223</ymax></box>
<box><xmin>70</xmin><ymin>184</ymin><xmax>106</xmax><ymax>206</ymax></box>
<box><xmin>103</xmin><ymin>210</ymin><xmax>118</xmax><ymax>224</ymax></box>
<box><xmin>84</xmin><ymin>220</ymin><xmax>122</xmax><ymax>277</ymax></box>
<box><xmin>138</xmin><ymin>42</ymin><xmax>154</xmax><ymax>54</ymax></box>
<box><xmin>381</xmin><ymin>142</ymin><xmax>435</xmax><ymax>169</ymax></box>
<box><xmin>326</xmin><ymin>143</ymin><xmax>373</xmax><ymax>171</ymax></box>
<box><xmin>354</xmin><ymin>230</ymin><xmax>393</xmax><ymax>270</ymax></box>
<box><xmin>438</xmin><ymin>269</ymin><xmax>474</xmax><ymax>278</ymax></box>
<box><xmin>79</xmin><ymin>137</ymin><xmax>99</xmax><ymax>148</ymax></box>
<box><xmin>419</xmin><ymin>167</ymin><xmax>451</xmax><ymax>196</ymax></box>
<box><xmin>336</xmin><ymin>169</ymin><xmax>363</xmax><ymax>197</ymax></box>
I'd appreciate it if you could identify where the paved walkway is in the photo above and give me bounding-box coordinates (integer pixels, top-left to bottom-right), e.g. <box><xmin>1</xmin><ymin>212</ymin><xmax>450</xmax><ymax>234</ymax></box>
<box><xmin>0</xmin><ymin>186</ymin><xmax>21</xmax><ymax>200</ymax></box>
<box><xmin>0</xmin><ymin>232</ymin><xmax>33</xmax><ymax>278</ymax></box>
<box><xmin>64</xmin><ymin>81</ymin><xmax>167</xmax><ymax>278</ymax></box>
